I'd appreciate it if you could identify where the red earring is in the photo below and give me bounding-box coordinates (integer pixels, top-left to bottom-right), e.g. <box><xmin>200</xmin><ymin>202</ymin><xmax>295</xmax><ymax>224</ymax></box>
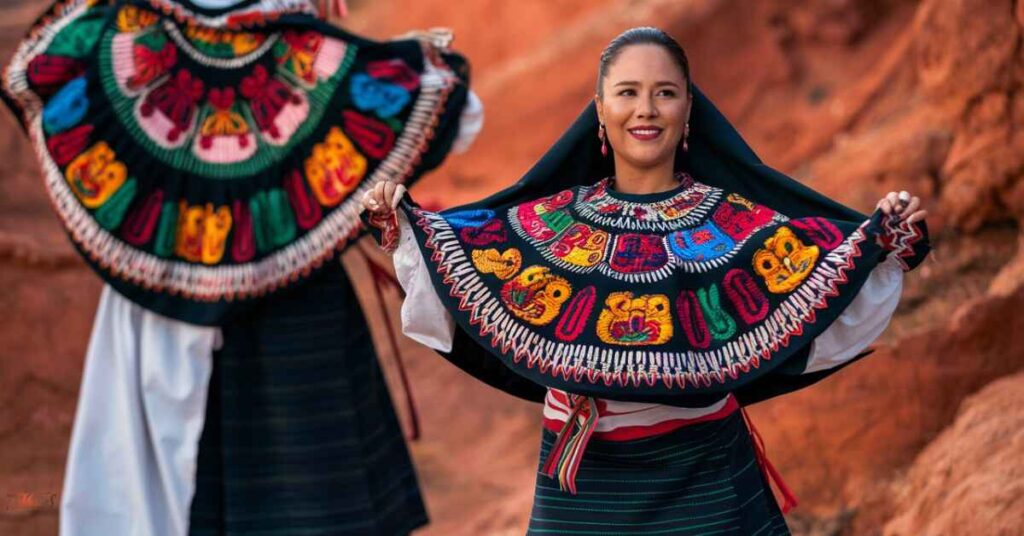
<box><xmin>598</xmin><ymin>123</ymin><xmax>608</xmax><ymax>157</ymax></box>
<box><xmin>681</xmin><ymin>121</ymin><xmax>690</xmax><ymax>152</ymax></box>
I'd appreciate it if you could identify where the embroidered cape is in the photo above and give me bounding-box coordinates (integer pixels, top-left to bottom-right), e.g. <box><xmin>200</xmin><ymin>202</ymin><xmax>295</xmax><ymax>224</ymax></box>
<box><xmin>2</xmin><ymin>0</ymin><xmax>470</xmax><ymax>324</ymax></box>
<box><xmin>366</xmin><ymin>87</ymin><xmax>929</xmax><ymax>406</ymax></box>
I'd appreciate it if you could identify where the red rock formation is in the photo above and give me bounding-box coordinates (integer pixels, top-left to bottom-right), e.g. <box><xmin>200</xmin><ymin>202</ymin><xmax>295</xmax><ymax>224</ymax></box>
<box><xmin>882</xmin><ymin>372</ymin><xmax>1024</xmax><ymax>536</ymax></box>
<box><xmin>2</xmin><ymin>0</ymin><xmax>1023</xmax><ymax>534</ymax></box>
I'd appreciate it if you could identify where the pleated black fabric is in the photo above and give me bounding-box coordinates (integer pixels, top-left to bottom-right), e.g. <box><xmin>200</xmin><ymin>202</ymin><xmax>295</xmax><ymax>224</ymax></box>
<box><xmin>527</xmin><ymin>413</ymin><xmax>789</xmax><ymax>536</ymax></box>
<box><xmin>189</xmin><ymin>261</ymin><xmax>427</xmax><ymax>535</ymax></box>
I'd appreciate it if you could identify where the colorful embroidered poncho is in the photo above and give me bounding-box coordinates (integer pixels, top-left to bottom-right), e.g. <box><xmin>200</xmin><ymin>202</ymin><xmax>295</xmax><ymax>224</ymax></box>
<box><xmin>2</xmin><ymin>0</ymin><xmax>470</xmax><ymax>324</ymax></box>
<box><xmin>367</xmin><ymin>88</ymin><xmax>929</xmax><ymax>406</ymax></box>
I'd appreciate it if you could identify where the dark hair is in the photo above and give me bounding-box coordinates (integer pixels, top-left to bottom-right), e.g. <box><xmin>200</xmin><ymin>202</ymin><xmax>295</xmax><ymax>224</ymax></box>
<box><xmin>596</xmin><ymin>27</ymin><xmax>692</xmax><ymax>98</ymax></box>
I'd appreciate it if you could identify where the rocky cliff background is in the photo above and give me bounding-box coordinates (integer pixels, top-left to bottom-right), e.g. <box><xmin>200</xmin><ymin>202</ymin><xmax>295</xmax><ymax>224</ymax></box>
<box><xmin>2</xmin><ymin>1</ymin><xmax>1023</xmax><ymax>534</ymax></box>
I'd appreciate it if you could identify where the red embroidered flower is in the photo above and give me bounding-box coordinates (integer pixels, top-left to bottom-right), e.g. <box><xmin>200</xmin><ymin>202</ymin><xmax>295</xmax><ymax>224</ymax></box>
<box><xmin>241</xmin><ymin>65</ymin><xmax>299</xmax><ymax>138</ymax></box>
<box><xmin>141</xmin><ymin>69</ymin><xmax>204</xmax><ymax>142</ymax></box>
<box><xmin>128</xmin><ymin>42</ymin><xmax>177</xmax><ymax>90</ymax></box>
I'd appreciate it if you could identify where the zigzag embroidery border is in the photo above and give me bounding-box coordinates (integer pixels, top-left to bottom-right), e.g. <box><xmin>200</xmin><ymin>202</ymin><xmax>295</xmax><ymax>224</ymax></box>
<box><xmin>573</xmin><ymin>181</ymin><xmax>724</xmax><ymax>232</ymax></box>
<box><xmin>417</xmin><ymin>209</ymin><xmax>871</xmax><ymax>391</ymax></box>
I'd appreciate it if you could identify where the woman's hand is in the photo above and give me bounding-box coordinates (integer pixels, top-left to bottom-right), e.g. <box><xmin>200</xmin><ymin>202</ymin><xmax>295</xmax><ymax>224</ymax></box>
<box><xmin>877</xmin><ymin>190</ymin><xmax>927</xmax><ymax>224</ymax></box>
<box><xmin>361</xmin><ymin>180</ymin><xmax>407</xmax><ymax>216</ymax></box>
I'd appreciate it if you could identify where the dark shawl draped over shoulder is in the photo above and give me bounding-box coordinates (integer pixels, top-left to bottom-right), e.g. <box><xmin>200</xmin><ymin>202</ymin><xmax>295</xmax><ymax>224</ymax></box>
<box><xmin>368</xmin><ymin>86</ymin><xmax>929</xmax><ymax>408</ymax></box>
<box><xmin>3</xmin><ymin>0</ymin><xmax>470</xmax><ymax>325</ymax></box>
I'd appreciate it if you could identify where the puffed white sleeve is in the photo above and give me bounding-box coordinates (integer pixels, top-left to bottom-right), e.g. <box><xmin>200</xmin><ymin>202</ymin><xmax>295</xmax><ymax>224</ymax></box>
<box><xmin>803</xmin><ymin>256</ymin><xmax>904</xmax><ymax>373</ymax></box>
<box><xmin>451</xmin><ymin>90</ymin><xmax>484</xmax><ymax>154</ymax></box>
<box><xmin>392</xmin><ymin>211</ymin><xmax>456</xmax><ymax>352</ymax></box>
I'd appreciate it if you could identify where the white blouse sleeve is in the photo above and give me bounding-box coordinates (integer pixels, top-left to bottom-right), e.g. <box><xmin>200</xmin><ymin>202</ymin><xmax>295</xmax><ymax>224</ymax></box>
<box><xmin>451</xmin><ymin>90</ymin><xmax>484</xmax><ymax>155</ymax></box>
<box><xmin>803</xmin><ymin>256</ymin><xmax>904</xmax><ymax>373</ymax></box>
<box><xmin>393</xmin><ymin>212</ymin><xmax>456</xmax><ymax>352</ymax></box>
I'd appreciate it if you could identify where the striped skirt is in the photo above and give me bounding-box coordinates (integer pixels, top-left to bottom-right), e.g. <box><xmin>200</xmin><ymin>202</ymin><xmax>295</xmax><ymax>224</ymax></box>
<box><xmin>528</xmin><ymin>411</ymin><xmax>790</xmax><ymax>535</ymax></box>
<box><xmin>189</xmin><ymin>262</ymin><xmax>428</xmax><ymax>535</ymax></box>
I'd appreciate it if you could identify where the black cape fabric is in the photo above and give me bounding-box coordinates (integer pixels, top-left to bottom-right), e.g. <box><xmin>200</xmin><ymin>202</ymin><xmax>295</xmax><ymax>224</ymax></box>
<box><xmin>2</xmin><ymin>0</ymin><xmax>470</xmax><ymax>325</ymax></box>
<box><xmin>367</xmin><ymin>87</ymin><xmax>929</xmax><ymax>407</ymax></box>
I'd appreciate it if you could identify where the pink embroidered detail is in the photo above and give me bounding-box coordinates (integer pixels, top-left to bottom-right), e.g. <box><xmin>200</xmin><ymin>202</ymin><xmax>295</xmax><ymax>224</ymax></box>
<box><xmin>676</xmin><ymin>289</ymin><xmax>711</xmax><ymax>349</ymax></box>
<box><xmin>792</xmin><ymin>217</ymin><xmax>844</xmax><ymax>249</ymax></box>
<box><xmin>723</xmin><ymin>269</ymin><xmax>769</xmax><ymax>325</ymax></box>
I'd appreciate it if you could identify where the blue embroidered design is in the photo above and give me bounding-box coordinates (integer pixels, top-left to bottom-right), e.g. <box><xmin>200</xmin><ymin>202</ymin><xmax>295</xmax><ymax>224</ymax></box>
<box><xmin>668</xmin><ymin>223</ymin><xmax>735</xmax><ymax>262</ymax></box>
<box><xmin>444</xmin><ymin>209</ymin><xmax>497</xmax><ymax>229</ymax></box>
<box><xmin>350</xmin><ymin>73</ymin><xmax>410</xmax><ymax>118</ymax></box>
<box><xmin>43</xmin><ymin>76</ymin><xmax>89</xmax><ymax>134</ymax></box>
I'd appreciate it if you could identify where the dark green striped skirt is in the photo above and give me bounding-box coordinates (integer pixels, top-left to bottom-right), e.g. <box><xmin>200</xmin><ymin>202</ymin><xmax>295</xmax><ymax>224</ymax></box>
<box><xmin>528</xmin><ymin>412</ymin><xmax>790</xmax><ymax>535</ymax></box>
<box><xmin>189</xmin><ymin>262</ymin><xmax>427</xmax><ymax>535</ymax></box>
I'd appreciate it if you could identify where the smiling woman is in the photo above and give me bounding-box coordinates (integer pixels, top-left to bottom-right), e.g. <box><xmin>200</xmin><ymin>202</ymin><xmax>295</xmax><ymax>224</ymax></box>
<box><xmin>360</xmin><ymin>26</ymin><xmax>930</xmax><ymax>535</ymax></box>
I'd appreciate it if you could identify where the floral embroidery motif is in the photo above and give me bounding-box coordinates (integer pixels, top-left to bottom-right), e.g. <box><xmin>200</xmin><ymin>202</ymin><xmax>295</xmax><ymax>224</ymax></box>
<box><xmin>64</xmin><ymin>142</ymin><xmax>129</xmax><ymax>209</ymax></box>
<box><xmin>240</xmin><ymin>64</ymin><xmax>300</xmax><ymax>141</ymax></box>
<box><xmin>413</xmin><ymin>189</ymin><xmax>883</xmax><ymax>390</ymax></box>
<box><xmin>303</xmin><ymin>127</ymin><xmax>367</xmax><ymax>207</ymax></box>
<box><xmin>7</xmin><ymin>0</ymin><xmax>465</xmax><ymax>301</ymax></box>
<box><xmin>500</xmin><ymin>266</ymin><xmax>572</xmax><ymax>326</ymax></box>
<box><xmin>127</xmin><ymin>33</ymin><xmax>177</xmax><ymax>91</ymax></box>
<box><xmin>195</xmin><ymin>87</ymin><xmax>258</xmax><ymax>161</ymax></box>
<box><xmin>472</xmin><ymin>248</ymin><xmax>523</xmax><ymax>280</ymax></box>
<box><xmin>753</xmin><ymin>227</ymin><xmax>820</xmax><ymax>293</ymax></box>
<box><xmin>597</xmin><ymin>292</ymin><xmax>673</xmax><ymax>346</ymax></box>
<box><xmin>140</xmin><ymin>69</ymin><xmax>205</xmax><ymax>143</ymax></box>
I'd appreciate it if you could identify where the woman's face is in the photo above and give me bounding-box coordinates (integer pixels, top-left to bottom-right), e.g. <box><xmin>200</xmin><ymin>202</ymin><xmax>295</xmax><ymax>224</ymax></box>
<box><xmin>596</xmin><ymin>44</ymin><xmax>691</xmax><ymax>172</ymax></box>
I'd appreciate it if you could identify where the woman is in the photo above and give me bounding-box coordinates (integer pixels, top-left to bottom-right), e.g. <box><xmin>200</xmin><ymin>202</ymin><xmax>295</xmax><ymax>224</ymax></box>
<box><xmin>362</xmin><ymin>27</ymin><xmax>928</xmax><ymax>534</ymax></box>
<box><xmin>3</xmin><ymin>1</ymin><xmax>481</xmax><ymax>534</ymax></box>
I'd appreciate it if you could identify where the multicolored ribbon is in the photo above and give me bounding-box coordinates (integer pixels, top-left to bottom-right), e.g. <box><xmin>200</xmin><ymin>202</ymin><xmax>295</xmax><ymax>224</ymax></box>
<box><xmin>540</xmin><ymin>394</ymin><xmax>599</xmax><ymax>495</ymax></box>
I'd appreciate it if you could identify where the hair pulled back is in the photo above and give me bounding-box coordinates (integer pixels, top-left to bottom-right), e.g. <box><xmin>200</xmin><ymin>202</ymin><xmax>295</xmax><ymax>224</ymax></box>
<box><xmin>596</xmin><ymin>27</ymin><xmax>692</xmax><ymax>98</ymax></box>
